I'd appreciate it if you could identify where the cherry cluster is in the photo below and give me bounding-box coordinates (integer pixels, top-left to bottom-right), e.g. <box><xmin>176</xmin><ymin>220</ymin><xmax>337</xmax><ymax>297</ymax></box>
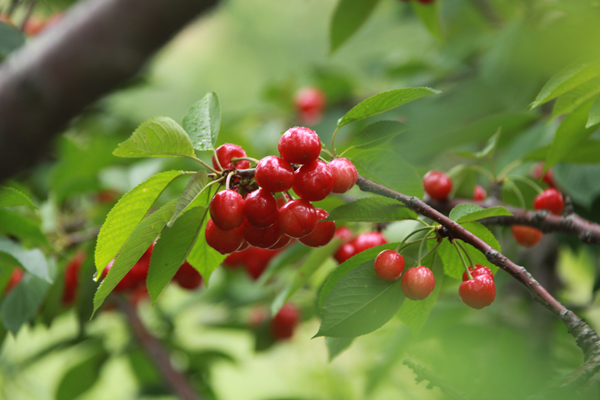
<box><xmin>205</xmin><ymin>127</ymin><xmax>358</xmax><ymax>256</ymax></box>
<box><xmin>333</xmin><ymin>227</ymin><xmax>388</xmax><ymax>264</ymax></box>
<box><xmin>223</xmin><ymin>246</ymin><xmax>283</xmax><ymax>280</ymax></box>
<box><xmin>373</xmin><ymin>249</ymin><xmax>436</xmax><ymax>301</ymax></box>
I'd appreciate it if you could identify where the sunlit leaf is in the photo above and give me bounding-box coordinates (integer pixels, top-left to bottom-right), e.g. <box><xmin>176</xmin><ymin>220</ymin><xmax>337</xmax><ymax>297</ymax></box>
<box><xmin>186</xmin><ymin>216</ymin><xmax>226</xmax><ymax>285</ymax></box>
<box><xmin>0</xmin><ymin>237</ymin><xmax>51</xmax><ymax>282</ymax></box>
<box><xmin>326</xmin><ymin>196</ymin><xmax>416</xmax><ymax>223</ymax></box>
<box><xmin>182</xmin><ymin>92</ymin><xmax>221</xmax><ymax>151</ymax></box>
<box><xmin>55</xmin><ymin>343</ymin><xmax>109</xmax><ymax>400</ymax></box>
<box><xmin>0</xmin><ymin>186</ymin><xmax>36</xmax><ymax>208</ymax></box>
<box><xmin>449</xmin><ymin>204</ymin><xmax>512</xmax><ymax>224</ymax></box>
<box><xmin>169</xmin><ymin>171</ymin><xmax>209</xmax><ymax>227</ymax></box>
<box><xmin>330</xmin><ymin>0</ymin><xmax>380</xmax><ymax>54</ymax></box>
<box><xmin>587</xmin><ymin>95</ymin><xmax>600</xmax><ymax>128</ymax></box>
<box><xmin>551</xmin><ymin>77</ymin><xmax>600</xmax><ymax>119</ymax></box>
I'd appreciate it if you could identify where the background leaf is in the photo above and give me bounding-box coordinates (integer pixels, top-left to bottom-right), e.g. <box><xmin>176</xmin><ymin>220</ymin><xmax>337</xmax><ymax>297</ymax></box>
<box><xmin>349</xmin><ymin>120</ymin><xmax>408</xmax><ymax>150</ymax></box>
<box><xmin>330</xmin><ymin>0</ymin><xmax>381</xmax><ymax>54</ymax></box>
<box><xmin>449</xmin><ymin>204</ymin><xmax>512</xmax><ymax>224</ymax></box>
<box><xmin>454</xmin><ymin>129</ymin><xmax>501</xmax><ymax>159</ymax></box>
<box><xmin>182</xmin><ymin>92</ymin><xmax>221</xmax><ymax>151</ymax></box>
<box><xmin>169</xmin><ymin>171</ymin><xmax>209</xmax><ymax>227</ymax></box>
<box><xmin>326</xmin><ymin>337</ymin><xmax>354</xmax><ymax>361</ymax></box>
<box><xmin>0</xmin><ymin>186</ymin><xmax>37</xmax><ymax>208</ymax></box>
<box><xmin>113</xmin><ymin>116</ymin><xmax>195</xmax><ymax>158</ymax></box>
<box><xmin>588</xmin><ymin>95</ymin><xmax>600</xmax><ymax>128</ymax></box>
<box><xmin>55</xmin><ymin>342</ymin><xmax>109</xmax><ymax>400</ymax></box>
<box><xmin>0</xmin><ymin>22</ymin><xmax>25</xmax><ymax>59</ymax></box>
<box><xmin>411</xmin><ymin>0</ymin><xmax>442</xmax><ymax>39</ymax></box>
<box><xmin>0</xmin><ymin>237</ymin><xmax>51</xmax><ymax>282</ymax></box>
<box><xmin>524</xmin><ymin>140</ymin><xmax>600</xmax><ymax>164</ymax></box>
<box><xmin>0</xmin><ymin>209</ymin><xmax>50</xmax><ymax>247</ymax></box>
<box><xmin>326</xmin><ymin>196</ymin><xmax>416</xmax><ymax>223</ymax></box>
<box><xmin>186</xmin><ymin>216</ymin><xmax>227</xmax><ymax>285</ymax></box>
<box><xmin>551</xmin><ymin>78</ymin><xmax>600</xmax><ymax>120</ymax></box>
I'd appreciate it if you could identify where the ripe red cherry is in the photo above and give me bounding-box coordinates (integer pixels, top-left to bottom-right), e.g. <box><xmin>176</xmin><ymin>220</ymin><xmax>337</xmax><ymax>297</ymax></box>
<box><xmin>244</xmin><ymin>189</ymin><xmax>278</xmax><ymax>228</ymax></box>
<box><xmin>244</xmin><ymin>248</ymin><xmax>281</xmax><ymax>280</ymax></box>
<box><xmin>212</xmin><ymin>143</ymin><xmax>251</xmax><ymax>171</ymax></box>
<box><xmin>459</xmin><ymin>275</ymin><xmax>496</xmax><ymax>309</ymax></box>
<box><xmin>295</xmin><ymin>87</ymin><xmax>326</xmax><ymax>114</ymax></box>
<box><xmin>96</xmin><ymin>189</ymin><xmax>120</xmax><ymax>204</ymax></box>
<box><xmin>271</xmin><ymin>303</ymin><xmax>300</xmax><ymax>340</ymax></box>
<box><xmin>277</xmin><ymin>199</ymin><xmax>317</xmax><ymax>238</ymax></box>
<box><xmin>473</xmin><ymin>185</ymin><xmax>486</xmax><ymax>201</ymax></box>
<box><xmin>401</xmin><ymin>266</ymin><xmax>435</xmax><ymax>300</ymax></box>
<box><xmin>279</xmin><ymin>127</ymin><xmax>322</xmax><ymax>165</ymax></box>
<box><xmin>334</xmin><ymin>242</ymin><xmax>356</xmax><ymax>264</ymax></box>
<box><xmin>243</xmin><ymin>220</ymin><xmax>283</xmax><ymax>249</ymax></box>
<box><xmin>423</xmin><ymin>171</ymin><xmax>453</xmax><ymax>201</ymax></box>
<box><xmin>103</xmin><ymin>257</ymin><xmax>148</xmax><ymax>292</ymax></box>
<box><xmin>462</xmin><ymin>264</ymin><xmax>493</xmax><ymax>282</ymax></box>
<box><xmin>511</xmin><ymin>225</ymin><xmax>543</xmax><ymax>247</ymax></box>
<box><xmin>531</xmin><ymin>163</ymin><xmax>555</xmax><ymax>187</ymax></box>
<box><xmin>62</xmin><ymin>251</ymin><xmax>86</xmax><ymax>306</ymax></box>
<box><xmin>292</xmin><ymin>160</ymin><xmax>334</xmax><ymax>201</ymax></box>
<box><xmin>299</xmin><ymin>209</ymin><xmax>336</xmax><ymax>247</ymax></box>
<box><xmin>173</xmin><ymin>261</ymin><xmax>203</xmax><ymax>290</ymax></box>
<box><xmin>270</xmin><ymin>234</ymin><xmax>292</xmax><ymax>250</ymax></box>
<box><xmin>255</xmin><ymin>156</ymin><xmax>295</xmax><ymax>192</ymax></box>
<box><xmin>223</xmin><ymin>250</ymin><xmax>247</xmax><ymax>268</ymax></box>
<box><xmin>329</xmin><ymin>158</ymin><xmax>358</xmax><ymax>194</ymax></box>
<box><xmin>4</xmin><ymin>268</ymin><xmax>23</xmax><ymax>294</ymax></box>
<box><xmin>23</xmin><ymin>15</ymin><xmax>46</xmax><ymax>36</ymax></box>
<box><xmin>205</xmin><ymin>218</ymin><xmax>245</xmax><ymax>254</ymax></box>
<box><xmin>353</xmin><ymin>231</ymin><xmax>388</xmax><ymax>253</ymax></box>
<box><xmin>533</xmin><ymin>188</ymin><xmax>564</xmax><ymax>215</ymax></box>
<box><xmin>334</xmin><ymin>226</ymin><xmax>353</xmax><ymax>242</ymax></box>
<box><xmin>209</xmin><ymin>189</ymin><xmax>245</xmax><ymax>231</ymax></box>
<box><xmin>374</xmin><ymin>250</ymin><xmax>405</xmax><ymax>282</ymax></box>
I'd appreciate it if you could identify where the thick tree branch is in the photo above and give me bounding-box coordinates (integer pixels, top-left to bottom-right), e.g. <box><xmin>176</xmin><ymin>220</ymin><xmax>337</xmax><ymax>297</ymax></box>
<box><xmin>0</xmin><ymin>0</ymin><xmax>219</xmax><ymax>182</ymax></box>
<box><xmin>356</xmin><ymin>176</ymin><xmax>600</xmax><ymax>388</ymax></box>
<box><xmin>427</xmin><ymin>197</ymin><xmax>600</xmax><ymax>245</ymax></box>
<box><xmin>115</xmin><ymin>296</ymin><xmax>201</xmax><ymax>400</ymax></box>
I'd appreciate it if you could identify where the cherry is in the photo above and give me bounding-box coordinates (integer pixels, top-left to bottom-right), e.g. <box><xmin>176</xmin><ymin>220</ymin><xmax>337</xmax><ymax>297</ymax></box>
<box><xmin>212</xmin><ymin>143</ymin><xmax>251</xmax><ymax>171</ymax></box>
<box><xmin>374</xmin><ymin>250</ymin><xmax>405</xmax><ymax>282</ymax></box>
<box><xmin>269</xmin><ymin>234</ymin><xmax>292</xmax><ymax>250</ymax></box>
<box><xmin>279</xmin><ymin>127</ymin><xmax>322</xmax><ymax>165</ymax></box>
<box><xmin>209</xmin><ymin>189</ymin><xmax>245</xmax><ymax>231</ymax></box>
<box><xmin>401</xmin><ymin>266</ymin><xmax>435</xmax><ymax>300</ymax></box>
<box><xmin>533</xmin><ymin>188</ymin><xmax>564</xmax><ymax>215</ymax></box>
<box><xmin>329</xmin><ymin>158</ymin><xmax>358</xmax><ymax>194</ymax></box>
<box><xmin>334</xmin><ymin>242</ymin><xmax>356</xmax><ymax>264</ymax></box>
<box><xmin>23</xmin><ymin>15</ymin><xmax>46</xmax><ymax>36</ymax></box>
<box><xmin>130</xmin><ymin>285</ymin><xmax>150</xmax><ymax>306</ymax></box>
<box><xmin>103</xmin><ymin>257</ymin><xmax>148</xmax><ymax>292</ymax></box>
<box><xmin>334</xmin><ymin>226</ymin><xmax>353</xmax><ymax>242</ymax></box>
<box><xmin>244</xmin><ymin>189</ymin><xmax>278</xmax><ymax>228</ymax></box>
<box><xmin>223</xmin><ymin>251</ymin><xmax>247</xmax><ymax>268</ymax></box>
<box><xmin>295</xmin><ymin>87</ymin><xmax>326</xmax><ymax>115</ymax></box>
<box><xmin>353</xmin><ymin>231</ymin><xmax>388</xmax><ymax>253</ymax></box>
<box><xmin>245</xmin><ymin>248</ymin><xmax>281</xmax><ymax>280</ymax></box>
<box><xmin>277</xmin><ymin>199</ymin><xmax>317</xmax><ymax>238</ymax></box>
<box><xmin>473</xmin><ymin>185</ymin><xmax>486</xmax><ymax>201</ymax></box>
<box><xmin>459</xmin><ymin>275</ymin><xmax>496</xmax><ymax>309</ymax></box>
<box><xmin>423</xmin><ymin>171</ymin><xmax>453</xmax><ymax>201</ymax></box>
<box><xmin>237</xmin><ymin>240</ymin><xmax>251</xmax><ymax>252</ymax></box>
<box><xmin>4</xmin><ymin>268</ymin><xmax>23</xmax><ymax>294</ymax></box>
<box><xmin>205</xmin><ymin>218</ymin><xmax>245</xmax><ymax>254</ymax></box>
<box><xmin>531</xmin><ymin>163</ymin><xmax>555</xmax><ymax>188</ymax></box>
<box><xmin>299</xmin><ymin>208</ymin><xmax>336</xmax><ymax>247</ymax></box>
<box><xmin>292</xmin><ymin>160</ymin><xmax>334</xmax><ymax>201</ymax></box>
<box><xmin>62</xmin><ymin>251</ymin><xmax>86</xmax><ymax>306</ymax></box>
<box><xmin>511</xmin><ymin>225</ymin><xmax>543</xmax><ymax>247</ymax></box>
<box><xmin>96</xmin><ymin>189</ymin><xmax>120</xmax><ymax>204</ymax></box>
<box><xmin>271</xmin><ymin>303</ymin><xmax>300</xmax><ymax>340</ymax></box>
<box><xmin>254</xmin><ymin>156</ymin><xmax>295</xmax><ymax>192</ymax></box>
<box><xmin>173</xmin><ymin>261</ymin><xmax>203</xmax><ymax>290</ymax></box>
<box><xmin>243</xmin><ymin>220</ymin><xmax>283</xmax><ymax>249</ymax></box>
<box><xmin>462</xmin><ymin>264</ymin><xmax>493</xmax><ymax>282</ymax></box>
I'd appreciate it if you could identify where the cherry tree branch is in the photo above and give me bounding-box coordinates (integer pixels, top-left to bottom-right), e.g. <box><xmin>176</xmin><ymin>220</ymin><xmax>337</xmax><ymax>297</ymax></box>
<box><xmin>355</xmin><ymin>176</ymin><xmax>600</xmax><ymax>388</ymax></box>
<box><xmin>427</xmin><ymin>197</ymin><xmax>600</xmax><ymax>245</ymax></box>
<box><xmin>115</xmin><ymin>296</ymin><xmax>201</xmax><ymax>400</ymax></box>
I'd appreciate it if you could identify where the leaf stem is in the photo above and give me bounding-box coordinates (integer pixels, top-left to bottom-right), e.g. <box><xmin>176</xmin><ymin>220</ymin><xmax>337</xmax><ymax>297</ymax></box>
<box><xmin>331</xmin><ymin>126</ymin><xmax>341</xmax><ymax>157</ymax></box>
<box><xmin>320</xmin><ymin>146</ymin><xmax>334</xmax><ymax>158</ymax></box>
<box><xmin>186</xmin><ymin>155</ymin><xmax>219</xmax><ymax>174</ymax></box>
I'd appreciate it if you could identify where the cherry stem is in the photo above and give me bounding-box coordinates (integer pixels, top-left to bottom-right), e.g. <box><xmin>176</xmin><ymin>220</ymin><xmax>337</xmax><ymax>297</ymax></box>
<box><xmin>465</xmin><ymin>164</ymin><xmax>495</xmax><ymax>182</ymax></box>
<box><xmin>505</xmin><ymin>180</ymin><xmax>526</xmax><ymax>208</ymax></box>
<box><xmin>417</xmin><ymin>241</ymin><xmax>441</xmax><ymax>266</ymax></box>
<box><xmin>395</xmin><ymin>226</ymin><xmax>433</xmax><ymax>253</ymax></box>
<box><xmin>225</xmin><ymin>172</ymin><xmax>234</xmax><ymax>190</ymax></box>
<box><xmin>330</xmin><ymin>126</ymin><xmax>341</xmax><ymax>157</ymax></box>
<box><xmin>320</xmin><ymin>146</ymin><xmax>334</xmax><ymax>158</ymax></box>
<box><xmin>398</xmin><ymin>237</ymin><xmax>436</xmax><ymax>253</ymax></box>
<box><xmin>452</xmin><ymin>239</ymin><xmax>473</xmax><ymax>279</ymax></box>
<box><xmin>487</xmin><ymin>155</ymin><xmax>497</xmax><ymax>181</ymax></box>
<box><xmin>186</xmin><ymin>155</ymin><xmax>219</xmax><ymax>174</ymax></box>
<box><xmin>231</xmin><ymin>156</ymin><xmax>260</xmax><ymax>164</ymax></box>
<box><xmin>416</xmin><ymin>229</ymin><xmax>435</xmax><ymax>265</ymax></box>
<box><xmin>456</xmin><ymin>240</ymin><xmax>475</xmax><ymax>268</ymax></box>
<box><xmin>508</xmin><ymin>175</ymin><xmax>544</xmax><ymax>194</ymax></box>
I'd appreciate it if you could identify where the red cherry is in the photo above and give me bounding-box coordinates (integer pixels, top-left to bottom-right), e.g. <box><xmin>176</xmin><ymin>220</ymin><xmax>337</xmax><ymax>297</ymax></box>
<box><xmin>374</xmin><ymin>250</ymin><xmax>405</xmax><ymax>282</ymax></box>
<box><xmin>461</xmin><ymin>264</ymin><xmax>493</xmax><ymax>282</ymax></box>
<box><xmin>423</xmin><ymin>171</ymin><xmax>453</xmax><ymax>201</ymax></box>
<box><xmin>23</xmin><ymin>15</ymin><xmax>46</xmax><ymax>36</ymax></box>
<box><xmin>237</xmin><ymin>240</ymin><xmax>251</xmax><ymax>252</ymax></box>
<box><xmin>533</xmin><ymin>188</ymin><xmax>564</xmax><ymax>215</ymax></box>
<box><xmin>244</xmin><ymin>248</ymin><xmax>281</xmax><ymax>280</ymax></box>
<box><xmin>205</xmin><ymin>219</ymin><xmax>245</xmax><ymax>254</ymax></box>
<box><xmin>417</xmin><ymin>0</ymin><xmax>435</xmax><ymax>3</ymax></box>
<box><xmin>353</xmin><ymin>231</ymin><xmax>388</xmax><ymax>253</ymax></box>
<box><xmin>401</xmin><ymin>266</ymin><xmax>435</xmax><ymax>300</ymax></box>
<box><xmin>269</xmin><ymin>234</ymin><xmax>292</xmax><ymax>250</ymax></box>
<box><xmin>329</xmin><ymin>158</ymin><xmax>358</xmax><ymax>194</ymax></box>
<box><xmin>130</xmin><ymin>285</ymin><xmax>150</xmax><ymax>306</ymax></box>
<box><xmin>459</xmin><ymin>275</ymin><xmax>496</xmax><ymax>309</ymax></box>
<box><xmin>212</xmin><ymin>143</ymin><xmax>251</xmax><ymax>171</ymax></box>
<box><xmin>299</xmin><ymin>208</ymin><xmax>336</xmax><ymax>247</ymax></box>
<box><xmin>277</xmin><ymin>199</ymin><xmax>317</xmax><ymax>238</ymax></box>
<box><xmin>4</xmin><ymin>268</ymin><xmax>23</xmax><ymax>294</ymax></box>
<box><xmin>334</xmin><ymin>226</ymin><xmax>353</xmax><ymax>242</ymax></box>
<box><xmin>209</xmin><ymin>189</ymin><xmax>245</xmax><ymax>231</ymax></box>
<box><xmin>276</xmin><ymin>193</ymin><xmax>292</xmax><ymax>209</ymax></box>
<box><xmin>295</xmin><ymin>87</ymin><xmax>326</xmax><ymax>114</ymax></box>
<box><xmin>292</xmin><ymin>160</ymin><xmax>334</xmax><ymax>201</ymax></box>
<box><xmin>62</xmin><ymin>251</ymin><xmax>86</xmax><ymax>306</ymax></box>
<box><xmin>96</xmin><ymin>189</ymin><xmax>120</xmax><ymax>204</ymax></box>
<box><xmin>244</xmin><ymin>189</ymin><xmax>278</xmax><ymax>228</ymax></box>
<box><xmin>173</xmin><ymin>261</ymin><xmax>203</xmax><ymax>290</ymax></box>
<box><xmin>103</xmin><ymin>257</ymin><xmax>148</xmax><ymax>292</ymax></box>
<box><xmin>531</xmin><ymin>163</ymin><xmax>555</xmax><ymax>187</ymax></box>
<box><xmin>271</xmin><ymin>303</ymin><xmax>300</xmax><ymax>340</ymax></box>
<box><xmin>511</xmin><ymin>225</ymin><xmax>543</xmax><ymax>247</ymax></box>
<box><xmin>243</xmin><ymin>220</ymin><xmax>283</xmax><ymax>249</ymax></box>
<box><xmin>279</xmin><ymin>127</ymin><xmax>322</xmax><ymax>165</ymax></box>
<box><xmin>223</xmin><ymin>250</ymin><xmax>248</xmax><ymax>268</ymax></box>
<box><xmin>334</xmin><ymin>242</ymin><xmax>356</xmax><ymax>264</ymax></box>
<box><xmin>255</xmin><ymin>156</ymin><xmax>295</xmax><ymax>192</ymax></box>
<box><xmin>473</xmin><ymin>185</ymin><xmax>486</xmax><ymax>201</ymax></box>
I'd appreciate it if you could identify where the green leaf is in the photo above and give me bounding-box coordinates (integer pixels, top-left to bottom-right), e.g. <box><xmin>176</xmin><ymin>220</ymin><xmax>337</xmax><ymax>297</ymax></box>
<box><xmin>55</xmin><ymin>343</ymin><xmax>109</xmax><ymax>400</ymax></box>
<box><xmin>318</xmin><ymin>243</ymin><xmax>397</xmax><ymax>312</ymax></box>
<box><xmin>546</xmin><ymin>99</ymin><xmax>598</xmax><ymax>170</ymax></box>
<box><xmin>0</xmin><ymin>186</ymin><xmax>37</xmax><ymax>208</ymax></box>
<box><xmin>1</xmin><ymin>260</ymin><xmax>55</xmax><ymax>335</ymax></box>
<box><xmin>524</xmin><ymin>140</ymin><xmax>600</xmax><ymax>164</ymax></box>
<box><xmin>352</xmin><ymin>150</ymin><xmax>423</xmax><ymax>198</ymax></box>
<box><xmin>551</xmin><ymin>77</ymin><xmax>600</xmax><ymax>120</ymax></box>
<box><xmin>330</xmin><ymin>0</ymin><xmax>380</xmax><ymax>54</ymax></box>
<box><xmin>315</xmin><ymin>260</ymin><xmax>405</xmax><ymax>338</ymax></box>
<box><xmin>588</xmin><ymin>95</ymin><xmax>600</xmax><ymax>128</ymax></box>
<box><xmin>182</xmin><ymin>92</ymin><xmax>221</xmax><ymax>151</ymax></box>
<box><xmin>412</xmin><ymin>0</ymin><xmax>442</xmax><ymax>39</ymax></box>
<box><xmin>0</xmin><ymin>237</ymin><xmax>51</xmax><ymax>282</ymax></box>
<box><xmin>326</xmin><ymin>337</ymin><xmax>354</xmax><ymax>361</ymax></box>
<box><xmin>449</xmin><ymin>204</ymin><xmax>512</xmax><ymax>224</ymax></box>
<box><xmin>349</xmin><ymin>120</ymin><xmax>408</xmax><ymax>150</ymax></box>
<box><xmin>531</xmin><ymin>59</ymin><xmax>600</xmax><ymax>109</ymax></box>
<box><xmin>338</xmin><ymin>87</ymin><xmax>440</xmax><ymax>128</ymax></box>
<box><xmin>553</xmin><ymin>164</ymin><xmax>600</xmax><ymax>209</ymax></box>
<box><xmin>147</xmin><ymin>207</ymin><xmax>205</xmax><ymax>303</ymax></box>
<box><xmin>169</xmin><ymin>171</ymin><xmax>209</xmax><ymax>227</ymax></box>
<box><xmin>326</xmin><ymin>196</ymin><xmax>416</xmax><ymax>223</ymax></box>
<box><xmin>113</xmin><ymin>117</ymin><xmax>195</xmax><ymax>158</ymax></box>
<box><xmin>256</xmin><ymin>243</ymin><xmax>310</xmax><ymax>286</ymax></box>
<box><xmin>0</xmin><ymin>209</ymin><xmax>50</xmax><ymax>247</ymax></box>
<box><xmin>93</xmin><ymin>200</ymin><xmax>177</xmax><ymax>313</ymax></box>
<box><xmin>397</xmin><ymin>250</ymin><xmax>443</xmax><ymax>335</ymax></box>
<box><xmin>271</xmin><ymin>239</ymin><xmax>340</xmax><ymax>315</ymax></box>
<box><xmin>186</xmin><ymin>216</ymin><xmax>227</xmax><ymax>285</ymax></box>
<box><xmin>365</xmin><ymin>326</ymin><xmax>411</xmax><ymax>395</ymax></box>
<box><xmin>454</xmin><ymin>129</ymin><xmax>501</xmax><ymax>159</ymax></box>
<box><xmin>95</xmin><ymin>171</ymin><xmax>183</xmax><ymax>275</ymax></box>
<box><xmin>0</xmin><ymin>21</ymin><xmax>25</xmax><ymax>59</ymax></box>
